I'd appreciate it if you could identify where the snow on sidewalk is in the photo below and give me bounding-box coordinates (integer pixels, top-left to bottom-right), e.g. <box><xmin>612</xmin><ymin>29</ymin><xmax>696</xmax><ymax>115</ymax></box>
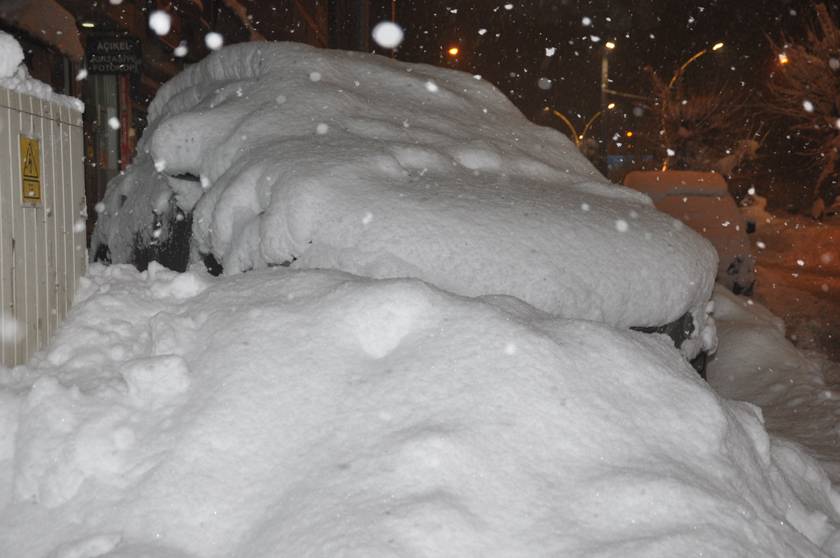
<box><xmin>1</xmin><ymin>264</ymin><xmax>839</xmax><ymax>557</ymax></box>
<box><xmin>709</xmin><ymin>286</ymin><xmax>840</xmax><ymax>483</ymax></box>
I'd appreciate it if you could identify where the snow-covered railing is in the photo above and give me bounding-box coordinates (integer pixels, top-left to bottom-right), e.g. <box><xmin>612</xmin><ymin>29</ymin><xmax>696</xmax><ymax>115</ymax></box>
<box><xmin>0</xmin><ymin>84</ymin><xmax>86</xmax><ymax>367</ymax></box>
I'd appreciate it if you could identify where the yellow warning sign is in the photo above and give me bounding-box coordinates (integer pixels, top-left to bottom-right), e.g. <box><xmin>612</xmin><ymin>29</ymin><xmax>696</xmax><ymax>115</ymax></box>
<box><xmin>20</xmin><ymin>135</ymin><xmax>41</xmax><ymax>205</ymax></box>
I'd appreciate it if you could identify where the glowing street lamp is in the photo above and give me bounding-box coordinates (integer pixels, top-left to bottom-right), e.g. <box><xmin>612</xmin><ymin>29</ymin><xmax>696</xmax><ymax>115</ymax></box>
<box><xmin>447</xmin><ymin>46</ymin><xmax>460</xmax><ymax>57</ymax></box>
<box><xmin>599</xmin><ymin>40</ymin><xmax>616</xmax><ymax>174</ymax></box>
<box><xmin>778</xmin><ymin>52</ymin><xmax>790</xmax><ymax>65</ymax></box>
<box><xmin>662</xmin><ymin>41</ymin><xmax>725</xmax><ymax>169</ymax></box>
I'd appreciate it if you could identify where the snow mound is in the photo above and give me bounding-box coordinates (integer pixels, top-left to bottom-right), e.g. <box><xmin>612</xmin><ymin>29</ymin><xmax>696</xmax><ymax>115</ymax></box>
<box><xmin>93</xmin><ymin>42</ymin><xmax>716</xmax><ymax>330</ymax></box>
<box><xmin>1</xmin><ymin>265</ymin><xmax>839</xmax><ymax>557</ymax></box>
<box><xmin>0</xmin><ymin>31</ymin><xmax>83</xmax><ymax>112</ymax></box>
<box><xmin>709</xmin><ymin>285</ymin><xmax>840</xmax><ymax>482</ymax></box>
<box><xmin>0</xmin><ymin>31</ymin><xmax>23</xmax><ymax>78</ymax></box>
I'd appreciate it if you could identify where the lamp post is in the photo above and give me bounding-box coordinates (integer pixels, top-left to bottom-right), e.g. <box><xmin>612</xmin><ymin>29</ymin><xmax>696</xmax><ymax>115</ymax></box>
<box><xmin>547</xmin><ymin>105</ymin><xmax>615</xmax><ymax>148</ymax></box>
<box><xmin>661</xmin><ymin>42</ymin><xmax>724</xmax><ymax>169</ymax></box>
<box><xmin>599</xmin><ymin>40</ymin><xmax>616</xmax><ymax>175</ymax></box>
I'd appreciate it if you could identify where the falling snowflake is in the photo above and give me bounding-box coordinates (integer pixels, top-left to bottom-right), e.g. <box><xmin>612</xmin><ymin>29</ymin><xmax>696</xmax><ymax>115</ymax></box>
<box><xmin>149</xmin><ymin>11</ymin><xmax>171</xmax><ymax>36</ymax></box>
<box><xmin>803</xmin><ymin>100</ymin><xmax>814</xmax><ymax>112</ymax></box>
<box><xmin>425</xmin><ymin>80</ymin><xmax>439</xmax><ymax>92</ymax></box>
<box><xmin>615</xmin><ymin>219</ymin><xmax>629</xmax><ymax>232</ymax></box>
<box><xmin>75</xmin><ymin>68</ymin><xmax>88</xmax><ymax>81</ymax></box>
<box><xmin>174</xmin><ymin>41</ymin><xmax>188</xmax><ymax>58</ymax></box>
<box><xmin>582</xmin><ymin>16</ymin><xmax>592</xmax><ymax>26</ymax></box>
<box><xmin>371</xmin><ymin>21</ymin><xmax>404</xmax><ymax>49</ymax></box>
<box><xmin>107</xmin><ymin>116</ymin><xmax>121</xmax><ymax>130</ymax></box>
<box><xmin>545</xmin><ymin>47</ymin><xmax>556</xmax><ymax>57</ymax></box>
<box><xmin>309</xmin><ymin>71</ymin><xmax>322</xmax><ymax>82</ymax></box>
<box><xmin>205</xmin><ymin>32</ymin><xmax>224</xmax><ymax>51</ymax></box>
<box><xmin>316</xmin><ymin>123</ymin><xmax>329</xmax><ymax>135</ymax></box>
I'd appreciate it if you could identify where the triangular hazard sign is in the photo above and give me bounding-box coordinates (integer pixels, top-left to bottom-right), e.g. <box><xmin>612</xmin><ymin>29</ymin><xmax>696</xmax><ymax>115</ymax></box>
<box><xmin>22</xmin><ymin>142</ymin><xmax>38</xmax><ymax>179</ymax></box>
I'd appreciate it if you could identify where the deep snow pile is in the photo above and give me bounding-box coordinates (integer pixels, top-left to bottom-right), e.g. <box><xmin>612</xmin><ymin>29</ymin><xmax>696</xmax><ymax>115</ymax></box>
<box><xmin>92</xmin><ymin>42</ymin><xmax>717</xmax><ymax>333</ymax></box>
<box><xmin>1</xmin><ymin>264</ymin><xmax>840</xmax><ymax>557</ymax></box>
<box><xmin>708</xmin><ymin>286</ymin><xmax>840</xmax><ymax>482</ymax></box>
<box><xmin>0</xmin><ymin>30</ymin><xmax>83</xmax><ymax>111</ymax></box>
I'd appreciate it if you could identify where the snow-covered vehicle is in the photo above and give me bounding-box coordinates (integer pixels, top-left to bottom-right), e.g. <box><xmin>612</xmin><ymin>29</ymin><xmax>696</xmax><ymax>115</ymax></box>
<box><xmin>92</xmin><ymin>42</ymin><xmax>717</xmax><ymax>362</ymax></box>
<box><xmin>624</xmin><ymin>170</ymin><xmax>756</xmax><ymax>295</ymax></box>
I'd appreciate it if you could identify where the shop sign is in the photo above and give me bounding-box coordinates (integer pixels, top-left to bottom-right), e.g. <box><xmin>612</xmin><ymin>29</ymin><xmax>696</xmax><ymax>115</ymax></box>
<box><xmin>85</xmin><ymin>36</ymin><xmax>142</xmax><ymax>74</ymax></box>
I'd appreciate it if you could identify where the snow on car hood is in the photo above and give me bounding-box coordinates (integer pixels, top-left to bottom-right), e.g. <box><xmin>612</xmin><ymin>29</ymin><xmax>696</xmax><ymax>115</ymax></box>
<box><xmin>1</xmin><ymin>264</ymin><xmax>838</xmax><ymax>557</ymax></box>
<box><xmin>93</xmin><ymin>42</ymin><xmax>716</xmax><ymax>328</ymax></box>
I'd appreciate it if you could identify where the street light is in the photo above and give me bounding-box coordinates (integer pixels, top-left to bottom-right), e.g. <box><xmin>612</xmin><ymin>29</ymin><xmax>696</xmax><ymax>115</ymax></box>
<box><xmin>600</xmin><ymin>40</ymin><xmax>616</xmax><ymax>175</ymax></box>
<box><xmin>546</xmin><ymin>105</ymin><xmax>615</xmax><ymax>148</ymax></box>
<box><xmin>778</xmin><ymin>52</ymin><xmax>790</xmax><ymax>65</ymax></box>
<box><xmin>661</xmin><ymin>41</ymin><xmax>725</xmax><ymax>169</ymax></box>
<box><xmin>447</xmin><ymin>46</ymin><xmax>460</xmax><ymax>57</ymax></box>
<box><xmin>667</xmin><ymin>42</ymin><xmax>725</xmax><ymax>90</ymax></box>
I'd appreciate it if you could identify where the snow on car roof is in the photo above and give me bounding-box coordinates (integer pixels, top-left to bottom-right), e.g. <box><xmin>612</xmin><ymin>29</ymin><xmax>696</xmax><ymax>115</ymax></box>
<box><xmin>93</xmin><ymin>42</ymin><xmax>716</xmax><ymax>328</ymax></box>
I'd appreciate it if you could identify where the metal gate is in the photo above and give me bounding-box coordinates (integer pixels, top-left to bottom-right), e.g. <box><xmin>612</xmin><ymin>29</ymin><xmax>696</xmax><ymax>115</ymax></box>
<box><xmin>0</xmin><ymin>85</ymin><xmax>86</xmax><ymax>368</ymax></box>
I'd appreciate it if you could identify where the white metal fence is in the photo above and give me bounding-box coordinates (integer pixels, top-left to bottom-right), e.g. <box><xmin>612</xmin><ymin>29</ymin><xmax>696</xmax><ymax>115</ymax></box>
<box><xmin>0</xmin><ymin>86</ymin><xmax>86</xmax><ymax>368</ymax></box>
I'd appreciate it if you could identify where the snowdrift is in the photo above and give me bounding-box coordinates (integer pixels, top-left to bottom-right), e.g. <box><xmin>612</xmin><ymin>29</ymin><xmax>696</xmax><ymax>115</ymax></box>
<box><xmin>1</xmin><ymin>264</ymin><xmax>839</xmax><ymax>557</ymax></box>
<box><xmin>92</xmin><ymin>42</ymin><xmax>716</xmax><ymax>332</ymax></box>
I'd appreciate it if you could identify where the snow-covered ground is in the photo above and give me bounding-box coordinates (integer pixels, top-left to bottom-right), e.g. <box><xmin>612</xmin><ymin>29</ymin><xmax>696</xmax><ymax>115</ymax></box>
<box><xmin>747</xmin><ymin>211</ymin><xmax>840</xmax><ymax>361</ymax></box>
<box><xmin>1</xmin><ymin>264</ymin><xmax>839</xmax><ymax>557</ymax></box>
<box><xmin>2</xmin><ymin>40</ymin><xmax>840</xmax><ymax>557</ymax></box>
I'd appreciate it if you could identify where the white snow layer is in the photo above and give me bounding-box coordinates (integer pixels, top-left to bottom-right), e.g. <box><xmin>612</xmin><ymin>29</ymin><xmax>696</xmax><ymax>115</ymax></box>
<box><xmin>92</xmin><ymin>42</ymin><xmax>717</xmax><ymax>330</ymax></box>
<box><xmin>0</xmin><ymin>31</ymin><xmax>83</xmax><ymax>111</ymax></box>
<box><xmin>0</xmin><ymin>30</ymin><xmax>23</xmax><ymax>78</ymax></box>
<box><xmin>1</xmin><ymin>263</ymin><xmax>839</xmax><ymax>557</ymax></box>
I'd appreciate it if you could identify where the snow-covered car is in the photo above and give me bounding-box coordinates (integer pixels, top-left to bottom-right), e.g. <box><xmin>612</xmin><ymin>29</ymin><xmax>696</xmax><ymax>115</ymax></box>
<box><xmin>92</xmin><ymin>42</ymin><xmax>717</xmax><ymax>363</ymax></box>
<box><xmin>624</xmin><ymin>170</ymin><xmax>756</xmax><ymax>295</ymax></box>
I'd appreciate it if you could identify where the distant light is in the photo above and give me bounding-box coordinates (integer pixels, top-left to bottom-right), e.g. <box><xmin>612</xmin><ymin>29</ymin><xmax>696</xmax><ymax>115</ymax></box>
<box><xmin>447</xmin><ymin>46</ymin><xmax>460</xmax><ymax>56</ymax></box>
<box><xmin>625</xmin><ymin>130</ymin><xmax>634</xmax><ymax>138</ymax></box>
<box><xmin>778</xmin><ymin>52</ymin><xmax>790</xmax><ymax>65</ymax></box>
<box><xmin>605</xmin><ymin>41</ymin><xmax>616</xmax><ymax>50</ymax></box>
<box><xmin>712</xmin><ymin>42</ymin><xmax>724</xmax><ymax>51</ymax></box>
<box><xmin>81</xmin><ymin>21</ymin><xmax>96</xmax><ymax>28</ymax></box>
<box><xmin>607</xmin><ymin>102</ymin><xmax>616</xmax><ymax>110</ymax></box>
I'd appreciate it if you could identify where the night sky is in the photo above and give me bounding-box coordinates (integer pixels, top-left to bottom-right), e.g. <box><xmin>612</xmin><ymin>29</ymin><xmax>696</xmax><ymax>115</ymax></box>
<box><xmin>382</xmin><ymin>1</ymin><xmax>830</xmax><ymax>127</ymax></box>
